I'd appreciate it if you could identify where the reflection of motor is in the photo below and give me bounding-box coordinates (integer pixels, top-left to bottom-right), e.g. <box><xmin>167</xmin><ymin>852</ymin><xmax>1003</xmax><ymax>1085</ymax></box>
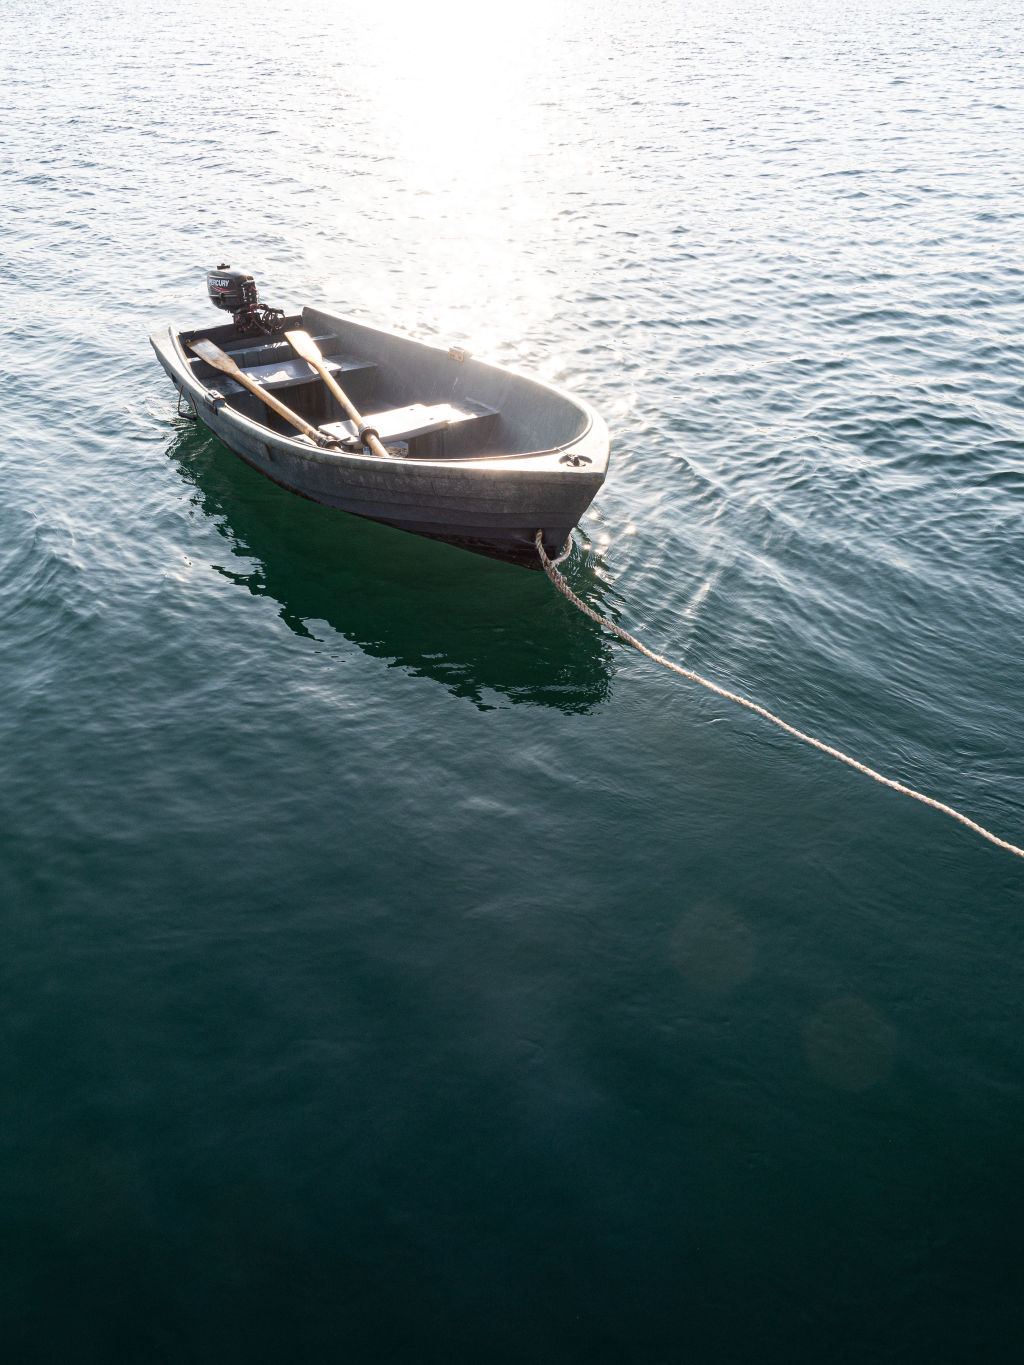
<box><xmin>205</xmin><ymin>264</ymin><xmax>285</xmax><ymax>335</ymax></box>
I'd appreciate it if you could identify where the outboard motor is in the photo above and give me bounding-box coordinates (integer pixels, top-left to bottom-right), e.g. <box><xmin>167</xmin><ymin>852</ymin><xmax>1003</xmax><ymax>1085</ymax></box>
<box><xmin>206</xmin><ymin>264</ymin><xmax>285</xmax><ymax>335</ymax></box>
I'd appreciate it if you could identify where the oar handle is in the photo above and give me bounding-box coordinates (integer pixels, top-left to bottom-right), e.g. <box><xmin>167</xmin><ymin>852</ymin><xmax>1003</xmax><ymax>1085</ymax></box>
<box><xmin>284</xmin><ymin>329</ymin><xmax>395</xmax><ymax>459</ymax></box>
<box><xmin>311</xmin><ymin>362</ymin><xmax>394</xmax><ymax>461</ymax></box>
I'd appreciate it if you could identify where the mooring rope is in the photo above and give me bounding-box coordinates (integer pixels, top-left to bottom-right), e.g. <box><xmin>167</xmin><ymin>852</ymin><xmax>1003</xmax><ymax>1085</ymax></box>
<box><xmin>535</xmin><ymin>531</ymin><xmax>1024</xmax><ymax>861</ymax></box>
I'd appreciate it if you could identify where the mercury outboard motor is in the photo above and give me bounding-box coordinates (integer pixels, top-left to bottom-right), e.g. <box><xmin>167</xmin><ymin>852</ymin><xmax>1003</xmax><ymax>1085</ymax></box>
<box><xmin>206</xmin><ymin>264</ymin><xmax>285</xmax><ymax>335</ymax></box>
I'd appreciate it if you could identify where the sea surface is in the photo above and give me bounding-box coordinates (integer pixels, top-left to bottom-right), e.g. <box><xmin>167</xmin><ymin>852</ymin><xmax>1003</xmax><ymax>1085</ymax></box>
<box><xmin>1</xmin><ymin>0</ymin><xmax>1022</xmax><ymax>1359</ymax></box>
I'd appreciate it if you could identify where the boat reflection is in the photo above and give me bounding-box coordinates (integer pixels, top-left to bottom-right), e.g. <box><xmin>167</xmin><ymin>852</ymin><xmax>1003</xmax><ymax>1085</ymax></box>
<box><xmin>168</xmin><ymin>423</ymin><xmax>613</xmax><ymax>712</ymax></box>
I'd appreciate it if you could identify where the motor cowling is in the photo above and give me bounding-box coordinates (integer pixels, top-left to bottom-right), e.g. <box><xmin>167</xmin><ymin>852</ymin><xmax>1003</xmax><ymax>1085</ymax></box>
<box><xmin>207</xmin><ymin>265</ymin><xmax>258</xmax><ymax>314</ymax></box>
<box><xmin>205</xmin><ymin>264</ymin><xmax>284</xmax><ymax>335</ymax></box>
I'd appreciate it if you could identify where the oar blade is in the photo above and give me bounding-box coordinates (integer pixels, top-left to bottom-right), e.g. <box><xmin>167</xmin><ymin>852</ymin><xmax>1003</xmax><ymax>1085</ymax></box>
<box><xmin>188</xmin><ymin>334</ymin><xmax>327</xmax><ymax>444</ymax></box>
<box><xmin>284</xmin><ymin>328</ymin><xmax>385</xmax><ymax>458</ymax></box>
<box><xmin>188</xmin><ymin>337</ymin><xmax>241</xmax><ymax>378</ymax></box>
<box><xmin>284</xmin><ymin>328</ymin><xmax>322</xmax><ymax>366</ymax></box>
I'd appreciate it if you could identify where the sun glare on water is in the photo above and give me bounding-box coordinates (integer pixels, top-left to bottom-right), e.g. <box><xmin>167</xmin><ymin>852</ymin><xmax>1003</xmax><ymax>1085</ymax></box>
<box><xmin>317</xmin><ymin>0</ymin><xmax>585</xmax><ymax>354</ymax></box>
<box><xmin>358</xmin><ymin>1</ymin><xmax>554</xmax><ymax>174</ymax></box>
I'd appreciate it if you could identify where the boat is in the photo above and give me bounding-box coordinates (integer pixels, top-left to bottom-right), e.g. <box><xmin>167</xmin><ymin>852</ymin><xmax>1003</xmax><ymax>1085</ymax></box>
<box><xmin>150</xmin><ymin>268</ymin><xmax>609</xmax><ymax>566</ymax></box>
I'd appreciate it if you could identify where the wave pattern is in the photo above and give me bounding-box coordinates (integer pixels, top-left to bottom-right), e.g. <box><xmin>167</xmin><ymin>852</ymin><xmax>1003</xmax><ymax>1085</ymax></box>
<box><xmin>1</xmin><ymin>1</ymin><xmax>1023</xmax><ymax>1360</ymax></box>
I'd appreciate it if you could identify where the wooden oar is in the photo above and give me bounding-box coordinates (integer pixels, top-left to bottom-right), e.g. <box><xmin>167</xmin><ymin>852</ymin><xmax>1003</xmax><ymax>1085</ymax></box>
<box><xmin>188</xmin><ymin>337</ymin><xmax>334</xmax><ymax>447</ymax></box>
<box><xmin>285</xmin><ymin>328</ymin><xmax>394</xmax><ymax>460</ymax></box>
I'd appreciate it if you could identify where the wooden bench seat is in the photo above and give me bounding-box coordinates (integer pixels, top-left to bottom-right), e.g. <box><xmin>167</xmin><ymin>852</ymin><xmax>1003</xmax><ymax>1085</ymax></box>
<box><xmin>319</xmin><ymin>399</ymin><xmax>499</xmax><ymax>449</ymax></box>
<box><xmin>238</xmin><ymin>354</ymin><xmax>375</xmax><ymax>392</ymax></box>
<box><xmin>190</xmin><ymin>351</ymin><xmax>376</xmax><ymax>395</ymax></box>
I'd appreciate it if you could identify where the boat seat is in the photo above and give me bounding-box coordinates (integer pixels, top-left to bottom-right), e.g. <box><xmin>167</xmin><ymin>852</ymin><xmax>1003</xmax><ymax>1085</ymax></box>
<box><xmin>319</xmin><ymin>399</ymin><xmax>499</xmax><ymax>448</ymax></box>
<box><xmin>239</xmin><ymin>354</ymin><xmax>377</xmax><ymax>391</ymax></box>
<box><xmin>189</xmin><ymin>352</ymin><xmax>376</xmax><ymax>394</ymax></box>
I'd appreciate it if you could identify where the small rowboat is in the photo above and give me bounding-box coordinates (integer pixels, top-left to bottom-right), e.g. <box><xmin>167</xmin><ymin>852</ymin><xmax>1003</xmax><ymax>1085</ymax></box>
<box><xmin>150</xmin><ymin>269</ymin><xmax>609</xmax><ymax>566</ymax></box>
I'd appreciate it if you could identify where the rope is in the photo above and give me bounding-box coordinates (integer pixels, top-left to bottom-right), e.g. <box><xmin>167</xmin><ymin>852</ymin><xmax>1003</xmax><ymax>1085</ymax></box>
<box><xmin>535</xmin><ymin>531</ymin><xmax>1024</xmax><ymax>861</ymax></box>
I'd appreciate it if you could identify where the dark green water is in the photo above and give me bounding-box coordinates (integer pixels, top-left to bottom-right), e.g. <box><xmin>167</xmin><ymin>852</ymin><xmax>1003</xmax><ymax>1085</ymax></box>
<box><xmin>2</xmin><ymin>0</ymin><xmax>1023</xmax><ymax>1359</ymax></box>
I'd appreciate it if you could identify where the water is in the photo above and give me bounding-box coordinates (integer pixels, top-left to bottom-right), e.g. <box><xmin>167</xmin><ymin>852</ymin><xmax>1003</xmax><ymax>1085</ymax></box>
<box><xmin>2</xmin><ymin>0</ymin><xmax>1022</xmax><ymax>1358</ymax></box>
